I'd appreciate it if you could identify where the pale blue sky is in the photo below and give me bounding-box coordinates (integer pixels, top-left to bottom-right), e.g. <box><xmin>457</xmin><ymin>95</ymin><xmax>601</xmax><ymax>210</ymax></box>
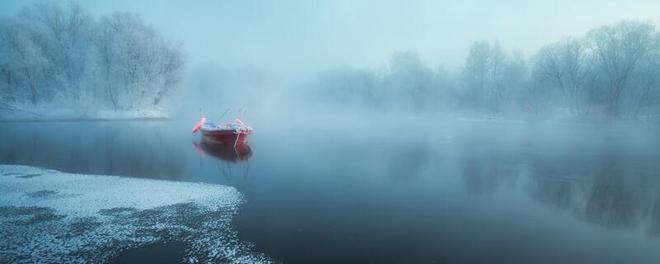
<box><xmin>2</xmin><ymin>0</ymin><xmax>659</xmax><ymax>78</ymax></box>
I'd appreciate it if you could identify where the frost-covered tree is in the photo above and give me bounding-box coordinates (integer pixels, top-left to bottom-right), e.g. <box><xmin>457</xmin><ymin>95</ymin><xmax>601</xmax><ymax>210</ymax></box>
<box><xmin>461</xmin><ymin>41</ymin><xmax>490</xmax><ymax>108</ymax></box>
<box><xmin>382</xmin><ymin>51</ymin><xmax>435</xmax><ymax>111</ymax></box>
<box><xmin>530</xmin><ymin>21</ymin><xmax>660</xmax><ymax>118</ymax></box>
<box><xmin>502</xmin><ymin>51</ymin><xmax>530</xmax><ymax>111</ymax></box>
<box><xmin>461</xmin><ymin>41</ymin><xmax>525</xmax><ymax>113</ymax></box>
<box><xmin>587</xmin><ymin>21</ymin><xmax>657</xmax><ymax>116</ymax></box>
<box><xmin>625</xmin><ymin>44</ymin><xmax>660</xmax><ymax>118</ymax></box>
<box><xmin>0</xmin><ymin>17</ymin><xmax>48</xmax><ymax>106</ymax></box>
<box><xmin>310</xmin><ymin>52</ymin><xmax>437</xmax><ymax>111</ymax></box>
<box><xmin>432</xmin><ymin>65</ymin><xmax>457</xmax><ymax>111</ymax></box>
<box><xmin>17</xmin><ymin>2</ymin><xmax>94</xmax><ymax>102</ymax></box>
<box><xmin>487</xmin><ymin>42</ymin><xmax>507</xmax><ymax>104</ymax></box>
<box><xmin>307</xmin><ymin>20</ymin><xmax>660</xmax><ymax>118</ymax></box>
<box><xmin>95</xmin><ymin>12</ymin><xmax>184</xmax><ymax>110</ymax></box>
<box><xmin>0</xmin><ymin>2</ymin><xmax>184</xmax><ymax>115</ymax></box>
<box><xmin>532</xmin><ymin>37</ymin><xmax>593</xmax><ymax>115</ymax></box>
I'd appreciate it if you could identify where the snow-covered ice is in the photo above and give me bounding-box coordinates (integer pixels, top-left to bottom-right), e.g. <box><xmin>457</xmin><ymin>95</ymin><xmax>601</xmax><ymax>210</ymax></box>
<box><xmin>0</xmin><ymin>165</ymin><xmax>270</xmax><ymax>263</ymax></box>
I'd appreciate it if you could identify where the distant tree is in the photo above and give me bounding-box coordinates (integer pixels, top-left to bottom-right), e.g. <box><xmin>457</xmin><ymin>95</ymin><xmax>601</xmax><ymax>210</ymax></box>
<box><xmin>461</xmin><ymin>41</ymin><xmax>522</xmax><ymax>113</ymax></box>
<box><xmin>532</xmin><ymin>37</ymin><xmax>593</xmax><ymax>115</ymax></box>
<box><xmin>314</xmin><ymin>67</ymin><xmax>379</xmax><ymax>108</ymax></box>
<box><xmin>432</xmin><ymin>65</ymin><xmax>457</xmax><ymax>110</ymax></box>
<box><xmin>382</xmin><ymin>51</ymin><xmax>434</xmax><ymax>111</ymax></box>
<box><xmin>626</xmin><ymin>47</ymin><xmax>660</xmax><ymax>118</ymax></box>
<box><xmin>487</xmin><ymin>42</ymin><xmax>507</xmax><ymax>107</ymax></box>
<box><xmin>462</xmin><ymin>41</ymin><xmax>491</xmax><ymax>108</ymax></box>
<box><xmin>309</xmin><ymin>19</ymin><xmax>660</xmax><ymax>119</ymax></box>
<box><xmin>502</xmin><ymin>51</ymin><xmax>530</xmax><ymax>111</ymax></box>
<box><xmin>587</xmin><ymin>21</ymin><xmax>658</xmax><ymax>116</ymax></box>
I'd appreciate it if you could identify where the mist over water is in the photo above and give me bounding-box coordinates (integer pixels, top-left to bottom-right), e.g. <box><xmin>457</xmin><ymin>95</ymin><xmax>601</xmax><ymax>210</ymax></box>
<box><xmin>2</xmin><ymin>119</ymin><xmax>660</xmax><ymax>263</ymax></box>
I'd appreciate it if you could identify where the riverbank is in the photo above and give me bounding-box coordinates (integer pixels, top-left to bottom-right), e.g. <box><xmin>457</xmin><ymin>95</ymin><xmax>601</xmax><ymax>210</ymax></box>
<box><xmin>0</xmin><ymin>107</ymin><xmax>171</xmax><ymax>122</ymax></box>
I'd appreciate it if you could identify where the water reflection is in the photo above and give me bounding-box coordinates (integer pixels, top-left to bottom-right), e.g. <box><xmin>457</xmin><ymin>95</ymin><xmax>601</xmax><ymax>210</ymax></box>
<box><xmin>457</xmin><ymin>126</ymin><xmax>660</xmax><ymax>236</ymax></box>
<box><xmin>583</xmin><ymin>152</ymin><xmax>637</xmax><ymax>229</ymax></box>
<box><xmin>524</xmin><ymin>147</ymin><xmax>657</xmax><ymax>232</ymax></box>
<box><xmin>387</xmin><ymin>143</ymin><xmax>431</xmax><ymax>181</ymax></box>
<box><xmin>458</xmin><ymin>134</ymin><xmax>521</xmax><ymax>196</ymax></box>
<box><xmin>192</xmin><ymin>137</ymin><xmax>252</xmax><ymax>184</ymax></box>
<box><xmin>193</xmin><ymin>139</ymin><xmax>252</xmax><ymax>163</ymax></box>
<box><xmin>0</xmin><ymin>122</ymin><xmax>184</xmax><ymax>180</ymax></box>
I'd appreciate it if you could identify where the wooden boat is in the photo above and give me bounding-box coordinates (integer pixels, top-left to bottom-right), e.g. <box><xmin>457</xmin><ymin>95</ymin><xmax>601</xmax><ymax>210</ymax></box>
<box><xmin>192</xmin><ymin>117</ymin><xmax>253</xmax><ymax>145</ymax></box>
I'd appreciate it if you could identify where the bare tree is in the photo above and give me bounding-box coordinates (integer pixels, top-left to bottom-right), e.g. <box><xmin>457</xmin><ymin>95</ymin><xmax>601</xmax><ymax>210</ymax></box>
<box><xmin>462</xmin><ymin>41</ymin><xmax>520</xmax><ymax>113</ymax></box>
<box><xmin>96</xmin><ymin>12</ymin><xmax>184</xmax><ymax>110</ymax></box>
<box><xmin>383</xmin><ymin>51</ymin><xmax>435</xmax><ymax>111</ymax></box>
<box><xmin>0</xmin><ymin>18</ymin><xmax>47</xmax><ymax>105</ymax></box>
<box><xmin>587</xmin><ymin>21</ymin><xmax>657</xmax><ymax>116</ymax></box>
<box><xmin>0</xmin><ymin>2</ymin><xmax>185</xmax><ymax>115</ymax></box>
<box><xmin>487</xmin><ymin>42</ymin><xmax>507</xmax><ymax>107</ymax></box>
<box><xmin>533</xmin><ymin>37</ymin><xmax>593</xmax><ymax>115</ymax></box>
<box><xmin>462</xmin><ymin>41</ymin><xmax>491</xmax><ymax>109</ymax></box>
<box><xmin>627</xmin><ymin>48</ymin><xmax>660</xmax><ymax>118</ymax></box>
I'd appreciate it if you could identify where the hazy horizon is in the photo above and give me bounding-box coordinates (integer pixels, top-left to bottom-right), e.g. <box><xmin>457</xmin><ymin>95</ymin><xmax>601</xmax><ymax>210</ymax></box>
<box><xmin>2</xmin><ymin>0</ymin><xmax>660</xmax><ymax>79</ymax></box>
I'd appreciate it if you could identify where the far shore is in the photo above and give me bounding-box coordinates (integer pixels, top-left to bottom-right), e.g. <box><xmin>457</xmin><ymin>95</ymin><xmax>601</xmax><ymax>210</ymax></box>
<box><xmin>0</xmin><ymin>108</ymin><xmax>171</xmax><ymax>123</ymax></box>
<box><xmin>0</xmin><ymin>116</ymin><xmax>172</xmax><ymax>123</ymax></box>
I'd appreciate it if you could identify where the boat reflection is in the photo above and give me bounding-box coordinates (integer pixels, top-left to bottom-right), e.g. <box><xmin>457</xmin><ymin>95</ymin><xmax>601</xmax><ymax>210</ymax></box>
<box><xmin>192</xmin><ymin>138</ymin><xmax>252</xmax><ymax>186</ymax></box>
<box><xmin>192</xmin><ymin>138</ymin><xmax>252</xmax><ymax>163</ymax></box>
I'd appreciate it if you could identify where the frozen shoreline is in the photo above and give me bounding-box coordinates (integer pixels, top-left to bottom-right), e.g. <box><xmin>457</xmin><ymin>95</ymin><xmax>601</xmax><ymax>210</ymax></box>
<box><xmin>0</xmin><ymin>107</ymin><xmax>171</xmax><ymax>122</ymax></box>
<box><xmin>0</xmin><ymin>165</ymin><xmax>270</xmax><ymax>263</ymax></box>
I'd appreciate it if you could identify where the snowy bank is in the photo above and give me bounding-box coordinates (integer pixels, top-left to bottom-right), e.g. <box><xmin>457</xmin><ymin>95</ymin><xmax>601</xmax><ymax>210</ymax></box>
<box><xmin>0</xmin><ymin>107</ymin><xmax>170</xmax><ymax>121</ymax></box>
<box><xmin>0</xmin><ymin>165</ymin><xmax>270</xmax><ymax>263</ymax></box>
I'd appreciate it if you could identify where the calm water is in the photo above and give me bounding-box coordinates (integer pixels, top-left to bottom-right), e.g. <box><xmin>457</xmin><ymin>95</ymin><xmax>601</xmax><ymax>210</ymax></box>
<box><xmin>2</xmin><ymin>117</ymin><xmax>660</xmax><ymax>263</ymax></box>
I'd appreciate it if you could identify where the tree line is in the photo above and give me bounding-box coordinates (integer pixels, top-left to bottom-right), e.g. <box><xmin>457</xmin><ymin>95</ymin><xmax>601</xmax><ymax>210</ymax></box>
<box><xmin>312</xmin><ymin>20</ymin><xmax>660</xmax><ymax>118</ymax></box>
<box><xmin>0</xmin><ymin>2</ymin><xmax>184</xmax><ymax>113</ymax></box>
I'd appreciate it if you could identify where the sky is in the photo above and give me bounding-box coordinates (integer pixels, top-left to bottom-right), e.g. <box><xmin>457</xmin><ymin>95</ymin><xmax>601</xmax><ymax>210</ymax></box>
<box><xmin>2</xmin><ymin>0</ymin><xmax>660</xmax><ymax>78</ymax></box>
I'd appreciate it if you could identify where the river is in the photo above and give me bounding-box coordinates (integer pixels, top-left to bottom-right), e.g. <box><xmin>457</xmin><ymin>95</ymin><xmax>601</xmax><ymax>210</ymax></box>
<box><xmin>1</xmin><ymin>117</ymin><xmax>660</xmax><ymax>263</ymax></box>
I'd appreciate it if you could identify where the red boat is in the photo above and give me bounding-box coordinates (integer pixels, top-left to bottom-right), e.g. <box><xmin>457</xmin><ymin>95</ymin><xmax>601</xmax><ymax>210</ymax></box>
<box><xmin>192</xmin><ymin>117</ymin><xmax>253</xmax><ymax>145</ymax></box>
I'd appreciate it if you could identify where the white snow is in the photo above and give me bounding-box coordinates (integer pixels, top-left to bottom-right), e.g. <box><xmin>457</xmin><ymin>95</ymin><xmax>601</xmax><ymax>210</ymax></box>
<box><xmin>0</xmin><ymin>107</ymin><xmax>170</xmax><ymax>121</ymax></box>
<box><xmin>94</xmin><ymin>109</ymin><xmax>170</xmax><ymax>120</ymax></box>
<box><xmin>0</xmin><ymin>165</ymin><xmax>270</xmax><ymax>264</ymax></box>
<box><xmin>202</xmin><ymin>120</ymin><xmax>253</xmax><ymax>133</ymax></box>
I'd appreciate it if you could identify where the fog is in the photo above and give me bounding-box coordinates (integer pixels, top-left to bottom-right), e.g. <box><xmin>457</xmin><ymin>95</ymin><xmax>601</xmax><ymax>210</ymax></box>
<box><xmin>2</xmin><ymin>0</ymin><xmax>660</xmax><ymax>120</ymax></box>
<box><xmin>14</xmin><ymin>0</ymin><xmax>656</xmax><ymax>73</ymax></box>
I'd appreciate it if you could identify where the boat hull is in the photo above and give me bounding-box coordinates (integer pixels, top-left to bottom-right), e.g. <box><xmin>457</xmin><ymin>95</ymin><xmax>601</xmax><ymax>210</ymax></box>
<box><xmin>201</xmin><ymin>130</ymin><xmax>250</xmax><ymax>145</ymax></box>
